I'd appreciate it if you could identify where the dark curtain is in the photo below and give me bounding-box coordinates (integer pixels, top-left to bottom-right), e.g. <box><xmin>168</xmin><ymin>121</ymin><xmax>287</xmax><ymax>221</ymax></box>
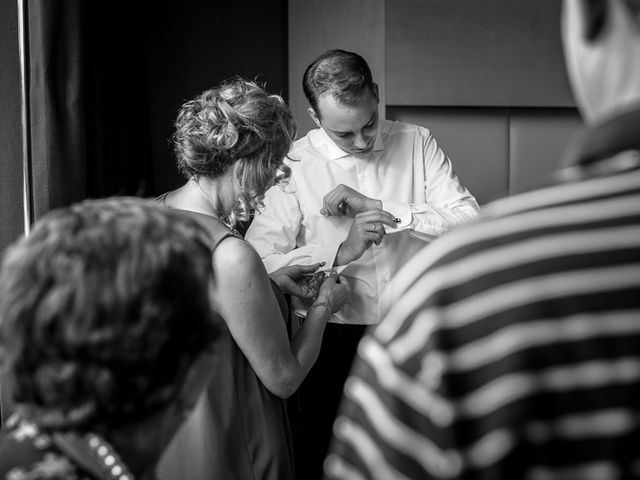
<box><xmin>0</xmin><ymin>0</ymin><xmax>24</xmax><ymax>254</ymax></box>
<box><xmin>26</xmin><ymin>0</ymin><xmax>154</xmax><ymax>219</ymax></box>
<box><xmin>27</xmin><ymin>0</ymin><xmax>86</xmax><ymax>218</ymax></box>
<box><xmin>1</xmin><ymin>0</ymin><xmax>154</xmax><ymax>425</ymax></box>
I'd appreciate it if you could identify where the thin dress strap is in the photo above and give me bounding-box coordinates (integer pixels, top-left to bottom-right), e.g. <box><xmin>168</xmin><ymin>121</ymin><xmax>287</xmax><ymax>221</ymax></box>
<box><xmin>176</xmin><ymin>210</ymin><xmax>240</xmax><ymax>251</ymax></box>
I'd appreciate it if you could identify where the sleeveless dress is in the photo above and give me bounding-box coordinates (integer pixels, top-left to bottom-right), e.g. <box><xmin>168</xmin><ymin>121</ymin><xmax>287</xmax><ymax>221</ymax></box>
<box><xmin>156</xmin><ymin>196</ymin><xmax>294</xmax><ymax>480</ymax></box>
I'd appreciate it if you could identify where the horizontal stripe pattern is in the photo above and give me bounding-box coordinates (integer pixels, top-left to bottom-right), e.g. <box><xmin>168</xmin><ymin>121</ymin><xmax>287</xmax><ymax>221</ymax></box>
<box><xmin>379</xmin><ymin>188</ymin><xmax>640</xmax><ymax>343</ymax></box>
<box><xmin>524</xmin><ymin>462</ymin><xmax>620</xmax><ymax>480</ymax></box>
<box><xmin>387</xmin><ymin>265</ymin><xmax>640</xmax><ymax>363</ymax></box>
<box><xmin>326</xmin><ymin>170</ymin><xmax>640</xmax><ymax>479</ymax></box>
<box><xmin>444</xmin><ymin>311</ymin><xmax>640</xmax><ymax>373</ymax></box>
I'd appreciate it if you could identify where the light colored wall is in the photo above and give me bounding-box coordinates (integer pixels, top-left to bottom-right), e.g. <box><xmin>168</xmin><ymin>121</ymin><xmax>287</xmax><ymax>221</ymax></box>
<box><xmin>386</xmin><ymin>0</ymin><xmax>574</xmax><ymax>107</ymax></box>
<box><xmin>288</xmin><ymin>0</ymin><xmax>385</xmax><ymax>135</ymax></box>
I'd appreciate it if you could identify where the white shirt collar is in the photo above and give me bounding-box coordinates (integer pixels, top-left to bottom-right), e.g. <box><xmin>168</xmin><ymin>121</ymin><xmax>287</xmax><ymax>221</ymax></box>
<box><xmin>311</xmin><ymin>124</ymin><xmax>385</xmax><ymax>162</ymax></box>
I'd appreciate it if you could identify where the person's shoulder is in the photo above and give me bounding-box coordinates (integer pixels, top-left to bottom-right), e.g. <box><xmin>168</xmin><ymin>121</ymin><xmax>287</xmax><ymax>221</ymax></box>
<box><xmin>153</xmin><ymin>191</ymin><xmax>170</xmax><ymax>205</ymax></box>
<box><xmin>434</xmin><ymin>185</ymin><xmax>555</xmax><ymax>249</ymax></box>
<box><xmin>213</xmin><ymin>235</ymin><xmax>264</xmax><ymax>275</ymax></box>
<box><xmin>289</xmin><ymin>127</ymin><xmax>323</xmax><ymax>162</ymax></box>
<box><xmin>382</xmin><ymin>119</ymin><xmax>432</xmax><ymax>140</ymax></box>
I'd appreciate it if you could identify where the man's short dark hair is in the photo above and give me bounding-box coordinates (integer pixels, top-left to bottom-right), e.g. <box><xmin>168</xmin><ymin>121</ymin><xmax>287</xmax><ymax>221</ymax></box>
<box><xmin>302</xmin><ymin>49</ymin><xmax>376</xmax><ymax>117</ymax></box>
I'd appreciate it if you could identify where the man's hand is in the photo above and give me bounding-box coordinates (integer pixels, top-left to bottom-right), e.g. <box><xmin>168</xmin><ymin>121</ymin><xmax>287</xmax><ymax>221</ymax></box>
<box><xmin>321</xmin><ymin>184</ymin><xmax>382</xmax><ymax>218</ymax></box>
<box><xmin>335</xmin><ymin>209</ymin><xmax>397</xmax><ymax>266</ymax></box>
<box><xmin>270</xmin><ymin>262</ymin><xmax>326</xmax><ymax>300</ymax></box>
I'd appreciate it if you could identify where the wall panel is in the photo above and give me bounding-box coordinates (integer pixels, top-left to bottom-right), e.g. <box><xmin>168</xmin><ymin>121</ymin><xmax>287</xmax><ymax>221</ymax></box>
<box><xmin>509</xmin><ymin>109</ymin><xmax>583</xmax><ymax>194</ymax></box>
<box><xmin>386</xmin><ymin>0</ymin><xmax>574</xmax><ymax>107</ymax></box>
<box><xmin>288</xmin><ymin>0</ymin><xmax>385</xmax><ymax>135</ymax></box>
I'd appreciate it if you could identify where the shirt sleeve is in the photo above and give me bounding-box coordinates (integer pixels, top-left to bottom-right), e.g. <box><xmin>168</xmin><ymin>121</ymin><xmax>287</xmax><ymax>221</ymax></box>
<box><xmin>382</xmin><ymin>130</ymin><xmax>479</xmax><ymax>240</ymax></box>
<box><xmin>246</xmin><ymin>176</ymin><xmax>342</xmax><ymax>273</ymax></box>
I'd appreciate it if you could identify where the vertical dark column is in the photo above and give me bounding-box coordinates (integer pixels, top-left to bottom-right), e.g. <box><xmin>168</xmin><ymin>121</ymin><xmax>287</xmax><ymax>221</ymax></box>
<box><xmin>0</xmin><ymin>0</ymin><xmax>23</xmax><ymax>426</ymax></box>
<box><xmin>0</xmin><ymin>0</ymin><xmax>25</xmax><ymax>252</ymax></box>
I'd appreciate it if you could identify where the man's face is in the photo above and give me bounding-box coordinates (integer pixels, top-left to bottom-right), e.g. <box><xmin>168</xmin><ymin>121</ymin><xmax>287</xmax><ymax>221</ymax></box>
<box><xmin>310</xmin><ymin>88</ymin><xmax>379</xmax><ymax>157</ymax></box>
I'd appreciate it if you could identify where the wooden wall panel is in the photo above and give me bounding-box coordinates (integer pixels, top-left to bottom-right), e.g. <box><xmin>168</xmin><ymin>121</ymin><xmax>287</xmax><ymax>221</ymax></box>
<box><xmin>386</xmin><ymin>0</ymin><xmax>574</xmax><ymax>107</ymax></box>
<box><xmin>288</xmin><ymin>0</ymin><xmax>385</xmax><ymax>135</ymax></box>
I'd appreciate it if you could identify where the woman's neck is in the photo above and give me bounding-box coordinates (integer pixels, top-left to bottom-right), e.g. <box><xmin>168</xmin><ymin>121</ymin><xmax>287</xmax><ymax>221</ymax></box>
<box><xmin>189</xmin><ymin>172</ymin><xmax>236</xmax><ymax>218</ymax></box>
<box><xmin>190</xmin><ymin>177</ymin><xmax>223</xmax><ymax>218</ymax></box>
<box><xmin>163</xmin><ymin>176</ymin><xmax>231</xmax><ymax>220</ymax></box>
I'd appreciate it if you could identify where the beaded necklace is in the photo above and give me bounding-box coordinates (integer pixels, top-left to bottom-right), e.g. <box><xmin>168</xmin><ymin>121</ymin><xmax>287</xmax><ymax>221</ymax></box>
<box><xmin>193</xmin><ymin>178</ymin><xmax>242</xmax><ymax>235</ymax></box>
<box><xmin>8</xmin><ymin>413</ymin><xmax>135</xmax><ymax>480</ymax></box>
<box><xmin>84</xmin><ymin>432</ymin><xmax>134</xmax><ymax>480</ymax></box>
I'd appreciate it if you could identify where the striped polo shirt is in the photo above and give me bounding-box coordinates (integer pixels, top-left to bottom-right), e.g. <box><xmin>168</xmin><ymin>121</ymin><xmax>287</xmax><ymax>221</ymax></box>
<box><xmin>324</xmin><ymin>113</ymin><xmax>640</xmax><ymax>479</ymax></box>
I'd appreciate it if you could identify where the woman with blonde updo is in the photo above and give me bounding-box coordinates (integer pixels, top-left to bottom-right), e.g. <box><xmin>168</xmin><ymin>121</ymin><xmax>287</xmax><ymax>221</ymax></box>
<box><xmin>156</xmin><ymin>78</ymin><xmax>350</xmax><ymax>480</ymax></box>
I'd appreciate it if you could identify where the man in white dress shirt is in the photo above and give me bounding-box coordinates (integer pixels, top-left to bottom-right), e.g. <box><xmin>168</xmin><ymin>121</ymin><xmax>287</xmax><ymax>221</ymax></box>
<box><xmin>246</xmin><ymin>49</ymin><xmax>479</xmax><ymax>480</ymax></box>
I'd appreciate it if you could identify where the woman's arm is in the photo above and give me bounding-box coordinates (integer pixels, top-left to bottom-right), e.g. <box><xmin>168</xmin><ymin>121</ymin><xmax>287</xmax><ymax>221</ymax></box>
<box><xmin>210</xmin><ymin>236</ymin><xmax>348</xmax><ymax>398</ymax></box>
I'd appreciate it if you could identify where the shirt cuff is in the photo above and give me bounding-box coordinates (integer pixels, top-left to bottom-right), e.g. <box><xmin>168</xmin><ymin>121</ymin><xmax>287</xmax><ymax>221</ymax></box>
<box><xmin>314</xmin><ymin>241</ymin><xmax>346</xmax><ymax>273</ymax></box>
<box><xmin>382</xmin><ymin>200</ymin><xmax>412</xmax><ymax>234</ymax></box>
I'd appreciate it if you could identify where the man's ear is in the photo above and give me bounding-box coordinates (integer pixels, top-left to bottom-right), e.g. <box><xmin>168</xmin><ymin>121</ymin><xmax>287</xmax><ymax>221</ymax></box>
<box><xmin>372</xmin><ymin>83</ymin><xmax>380</xmax><ymax>103</ymax></box>
<box><xmin>584</xmin><ymin>0</ymin><xmax>608</xmax><ymax>41</ymax></box>
<box><xmin>308</xmin><ymin>107</ymin><xmax>321</xmax><ymax>128</ymax></box>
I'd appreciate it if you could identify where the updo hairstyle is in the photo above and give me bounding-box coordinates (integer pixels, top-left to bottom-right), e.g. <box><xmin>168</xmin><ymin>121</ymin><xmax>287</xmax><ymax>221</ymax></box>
<box><xmin>173</xmin><ymin>78</ymin><xmax>296</xmax><ymax>222</ymax></box>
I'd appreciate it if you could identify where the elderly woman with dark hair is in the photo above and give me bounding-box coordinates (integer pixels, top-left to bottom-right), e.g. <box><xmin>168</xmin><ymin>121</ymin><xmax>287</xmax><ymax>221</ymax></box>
<box><xmin>156</xmin><ymin>78</ymin><xmax>350</xmax><ymax>480</ymax></box>
<box><xmin>0</xmin><ymin>197</ymin><xmax>221</xmax><ymax>480</ymax></box>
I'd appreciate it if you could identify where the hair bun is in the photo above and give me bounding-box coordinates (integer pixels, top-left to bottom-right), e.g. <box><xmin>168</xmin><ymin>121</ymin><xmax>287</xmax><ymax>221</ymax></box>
<box><xmin>214</xmin><ymin>117</ymin><xmax>239</xmax><ymax>151</ymax></box>
<box><xmin>174</xmin><ymin>77</ymin><xmax>295</xmax><ymax>186</ymax></box>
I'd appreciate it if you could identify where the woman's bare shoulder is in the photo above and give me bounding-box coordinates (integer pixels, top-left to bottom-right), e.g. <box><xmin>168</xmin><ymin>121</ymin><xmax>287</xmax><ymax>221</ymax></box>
<box><xmin>213</xmin><ymin>236</ymin><xmax>265</xmax><ymax>276</ymax></box>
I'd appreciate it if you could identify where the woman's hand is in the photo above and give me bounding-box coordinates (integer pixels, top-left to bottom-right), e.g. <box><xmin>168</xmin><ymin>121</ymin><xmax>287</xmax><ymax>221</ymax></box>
<box><xmin>270</xmin><ymin>262</ymin><xmax>326</xmax><ymax>300</ymax></box>
<box><xmin>314</xmin><ymin>271</ymin><xmax>351</xmax><ymax>314</ymax></box>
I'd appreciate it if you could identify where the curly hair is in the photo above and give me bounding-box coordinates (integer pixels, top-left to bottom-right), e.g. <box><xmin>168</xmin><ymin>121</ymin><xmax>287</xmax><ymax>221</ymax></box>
<box><xmin>0</xmin><ymin>197</ymin><xmax>220</xmax><ymax>432</ymax></box>
<box><xmin>302</xmin><ymin>49</ymin><xmax>376</xmax><ymax>118</ymax></box>
<box><xmin>173</xmin><ymin>78</ymin><xmax>296</xmax><ymax>223</ymax></box>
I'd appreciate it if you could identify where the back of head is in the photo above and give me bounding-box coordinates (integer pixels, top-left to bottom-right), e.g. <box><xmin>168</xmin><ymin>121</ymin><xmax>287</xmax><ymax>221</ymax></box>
<box><xmin>0</xmin><ymin>197</ymin><xmax>219</xmax><ymax>432</ymax></box>
<box><xmin>172</xmin><ymin>78</ymin><xmax>296</xmax><ymax>221</ymax></box>
<box><xmin>302</xmin><ymin>49</ymin><xmax>376</xmax><ymax>117</ymax></box>
<box><xmin>562</xmin><ymin>0</ymin><xmax>640</xmax><ymax>124</ymax></box>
